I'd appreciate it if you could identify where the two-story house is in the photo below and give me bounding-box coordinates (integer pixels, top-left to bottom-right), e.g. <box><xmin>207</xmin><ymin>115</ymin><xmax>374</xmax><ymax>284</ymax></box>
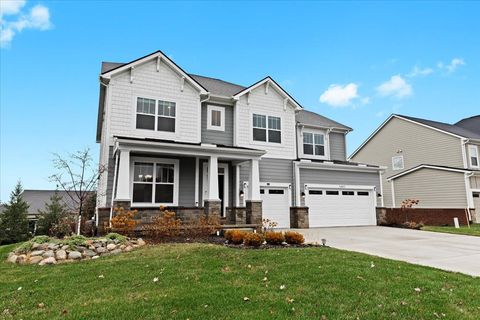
<box><xmin>351</xmin><ymin>114</ymin><xmax>480</xmax><ymax>222</ymax></box>
<box><xmin>95</xmin><ymin>50</ymin><xmax>383</xmax><ymax>229</ymax></box>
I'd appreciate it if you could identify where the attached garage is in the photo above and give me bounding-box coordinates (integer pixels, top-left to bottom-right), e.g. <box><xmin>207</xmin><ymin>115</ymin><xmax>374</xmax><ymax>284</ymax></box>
<box><xmin>260</xmin><ymin>184</ymin><xmax>291</xmax><ymax>228</ymax></box>
<box><xmin>305</xmin><ymin>184</ymin><xmax>377</xmax><ymax>227</ymax></box>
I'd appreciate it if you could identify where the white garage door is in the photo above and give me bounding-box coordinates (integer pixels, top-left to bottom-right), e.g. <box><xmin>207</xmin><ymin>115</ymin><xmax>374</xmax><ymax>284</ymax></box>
<box><xmin>260</xmin><ymin>187</ymin><xmax>290</xmax><ymax>228</ymax></box>
<box><xmin>306</xmin><ymin>186</ymin><xmax>376</xmax><ymax>227</ymax></box>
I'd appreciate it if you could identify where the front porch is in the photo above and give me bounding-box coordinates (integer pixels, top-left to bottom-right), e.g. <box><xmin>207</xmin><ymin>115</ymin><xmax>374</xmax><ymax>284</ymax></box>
<box><xmin>100</xmin><ymin>137</ymin><xmax>266</xmax><ymax>230</ymax></box>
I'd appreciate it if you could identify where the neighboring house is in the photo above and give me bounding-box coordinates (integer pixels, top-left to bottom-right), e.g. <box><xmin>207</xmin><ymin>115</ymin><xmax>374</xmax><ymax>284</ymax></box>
<box><xmin>350</xmin><ymin>114</ymin><xmax>480</xmax><ymax>221</ymax></box>
<box><xmin>96</xmin><ymin>50</ymin><xmax>382</xmax><ymax>229</ymax></box>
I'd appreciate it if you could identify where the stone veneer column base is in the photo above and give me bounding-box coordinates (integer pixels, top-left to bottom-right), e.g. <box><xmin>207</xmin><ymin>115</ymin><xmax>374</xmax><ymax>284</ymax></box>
<box><xmin>113</xmin><ymin>200</ymin><xmax>131</xmax><ymax>211</ymax></box>
<box><xmin>290</xmin><ymin>207</ymin><xmax>309</xmax><ymax>229</ymax></box>
<box><xmin>246</xmin><ymin>200</ymin><xmax>262</xmax><ymax>227</ymax></box>
<box><xmin>204</xmin><ymin>200</ymin><xmax>222</xmax><ymax>220</ymax></box>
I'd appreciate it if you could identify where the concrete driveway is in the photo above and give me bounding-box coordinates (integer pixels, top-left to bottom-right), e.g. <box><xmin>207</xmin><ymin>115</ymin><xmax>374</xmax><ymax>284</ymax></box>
<box><xmin>295</xmin><ymin>226</ymin><xmax>480</xmax><ymax>277</ymax></box>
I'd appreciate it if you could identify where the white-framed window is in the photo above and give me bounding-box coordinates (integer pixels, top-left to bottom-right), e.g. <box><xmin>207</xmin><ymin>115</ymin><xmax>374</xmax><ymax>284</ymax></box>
<box><xmin>136</xmin><ymin>97</ymin><xmax>176</xmax><ymax>132</ymax></box>
<box><xmin>469</xmin><ymin>145</ymin><xmax>479</xmax><ymax>168</ymax></box>
<box><xmin>253</xmin><ymin>114</ymin><xmax>281</xmax><ymax>143</ymax></box>
<box><xmin>132</xmin><ymin>158</ymin><xmax>179</xmax><ymax>205</ymax></box>
<box><xmin>392</xmin><ymin>155</ymin><xmax>404</xmax><ymax>171</ymax></box>
<box><xmin>207</xmin><ymin>105</ymin><xmax>225</xmax><ymax>131</ymax></box>
<box><xmin>303</xmin><ymin>132</ymin><xmax>325</xmax><ymax>156</ymax></box>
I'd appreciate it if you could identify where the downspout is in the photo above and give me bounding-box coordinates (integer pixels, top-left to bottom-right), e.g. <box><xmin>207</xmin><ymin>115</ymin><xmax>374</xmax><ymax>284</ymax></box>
<box><xmin>109</xmin><ymin>150</ymin><xmax>120</xmax><ymax>227</ymax></box>
<box><xmin>465</xmin><ymin>171</ymin><xmax>474</xmax><ymax>223</ymax></box>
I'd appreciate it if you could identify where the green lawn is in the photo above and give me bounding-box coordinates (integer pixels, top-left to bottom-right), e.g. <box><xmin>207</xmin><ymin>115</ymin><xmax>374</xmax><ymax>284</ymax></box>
<box><xmin>422</xmin><ymin>224</ymin><xmax>480</xmax><ymax>237</ymax></box>
<box><xmin>1</xmin><ymin>243</ymin><xmax>479</xmax><ymax>320</ymax></box>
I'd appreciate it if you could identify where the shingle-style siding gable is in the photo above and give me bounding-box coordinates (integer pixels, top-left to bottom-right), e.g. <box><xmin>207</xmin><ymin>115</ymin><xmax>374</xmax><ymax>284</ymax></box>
<box><xmin>351</xmin><ymin>117</ymin><xmax>464</xmax><ymax>207</ymax></box>
<box><xmin>235</xmin><ymin>84</ymin><xmax>297</xmax><ymax>159</ymax></box>
<box><xmin>108</xmin><ymin>59</ymin><xmax>201</xmax><ymax>144</ymax></box>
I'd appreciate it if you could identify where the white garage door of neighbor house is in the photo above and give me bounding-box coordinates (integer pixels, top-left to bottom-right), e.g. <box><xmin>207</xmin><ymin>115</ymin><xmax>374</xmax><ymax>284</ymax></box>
<box><xmin>260</xmin><ymin>187</ymin><xmax>290</xmax><ymax>228</ymax></box>
<box><xmin>306</xmin><ymin>186</ymin><xmax>376</xmax><ymax>227</ymax></box>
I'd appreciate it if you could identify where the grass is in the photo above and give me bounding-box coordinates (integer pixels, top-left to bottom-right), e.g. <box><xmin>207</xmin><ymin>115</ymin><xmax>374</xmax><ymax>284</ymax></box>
<box><xmin>0</xmin><ymin>243</ymin><xmax>479</xmax><ymax>319</ymax></box>
<box><xmin>422</xmin><ymin>224</ymin><xmax>480</xmax><ymax>237</ymax></box>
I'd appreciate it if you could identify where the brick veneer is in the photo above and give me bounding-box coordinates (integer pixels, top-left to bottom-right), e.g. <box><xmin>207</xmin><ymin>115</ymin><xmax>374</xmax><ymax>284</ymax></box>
<box><xmin>246</xmin><ymin>200</ymin><xmax>262</xmax><ymax>227</ymax></box>
<box><xmin>377</xmin><ymin>207</ymin><xmax>470</xmax><ymax>226</ymax></box>
<box><xmin>290</xmin><ymin>207</ymin><xmax>309</xmax><ymax>229</ymax></box>
<box><xmin>226</xmin><ymin>207</ymin><xmax>247</xmax><ymax>224</ymax></box>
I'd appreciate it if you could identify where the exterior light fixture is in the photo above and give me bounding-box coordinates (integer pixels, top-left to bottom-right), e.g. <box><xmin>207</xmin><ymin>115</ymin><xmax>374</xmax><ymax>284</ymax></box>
<box><xmin>321</xmin><ymin>239</ymin><xmax>327</xmax><ymax>246</ymax></box>
<box><xmin>239</xmin><ymin>190</ymin><xmax>244</xmax><ymax>198</ymax></box>
<box><xmin>301</xmin><ymin>192</ymin><xmax>306</xmax><ymax>200</ymax></box>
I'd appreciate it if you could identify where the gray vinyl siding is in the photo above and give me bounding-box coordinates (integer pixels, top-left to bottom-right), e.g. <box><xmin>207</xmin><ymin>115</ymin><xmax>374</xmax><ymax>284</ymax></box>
<box><xmin>201</xmin><ymin>103</ymin><xmax>234</xmax><ymax>146</ymax></box>
<box><xmin>178</xmin><ymin>157</ymin><xmax>196</xmax><ymax>206</ymax></box>
<box><xmin>471</xmin><ymin>176</ymin><xmax>480</xmax><ymax>189</ymax></box>
<box><xmin>351</xmin><ymin>117</ymin><xmax>465</xmax><ymax>207</ymax></box>
<box><xmin>329</xmin><ymin>132</ymin><xmax>346</xmax><ymax>161</ymax></box>
<box><xmin>392</xmin><ymin>168</ymin><xmax>468</xmax><ymax>208</ymax></box>
<box><xmin>240</xmin><ymin>158</ymin><xmax>293</xmax><ymax>185</ymax></box>
<box><xmin>299</xmin><ymin>168</ymin><xmax>381</xmax><ymax>206</ymax></box>
<box><xmin>105</xmin><ymin>146</ymin><xmax>115</xmax><ymax>206</ymax></box>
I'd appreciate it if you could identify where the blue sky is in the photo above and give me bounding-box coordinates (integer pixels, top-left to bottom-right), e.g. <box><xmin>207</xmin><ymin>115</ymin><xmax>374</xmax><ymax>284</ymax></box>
<box><xmin>1</xmin><ymin>1</ymin><xmax>479</xmax><ymax>201</ymax></box>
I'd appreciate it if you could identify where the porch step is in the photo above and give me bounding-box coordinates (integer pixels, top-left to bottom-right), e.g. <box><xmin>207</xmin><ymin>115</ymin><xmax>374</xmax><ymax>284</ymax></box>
<box><xmin>222</xmin><ymin>227</ymin><xmax>255</xmax><ymax>233</ymax></box>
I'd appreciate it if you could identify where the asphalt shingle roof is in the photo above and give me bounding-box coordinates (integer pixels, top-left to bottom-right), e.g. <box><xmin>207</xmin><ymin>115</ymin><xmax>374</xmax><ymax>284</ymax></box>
<box><xmin>296</xmin><ymin>110</ymin><xmax>352</xmax><ymax>131</ymax></box>
<box><xmin>397</xmin><ymin>114</ymin><xmax>480</xmax><ymax>140</ymax></box>
<box><xmin>455</xmin><ymin>115</ymin><xmax>480</xmax><ymax>136</ymax></box>
<box><xmin>18</xmin><ymin>190</ymin><xmax>95</xmax><ymax>215</ymax></box>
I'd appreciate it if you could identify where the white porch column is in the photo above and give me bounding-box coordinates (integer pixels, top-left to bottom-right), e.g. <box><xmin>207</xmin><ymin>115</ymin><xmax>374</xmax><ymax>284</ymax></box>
<box><xmin>115</xmin><ymin>149</ymin><xmax>131</xmax><ymax>201</ymax></box>
<box><xmin>235</xmin><ymin>164</ymin><xmax>240</xmax><ymax>206</ymax></box>
<box><xmin>248</xmin><ymin>158</ymin><xmax>261</xmax><ymax>201</ymax></box>
<box><xmin>207</xmin><ymin>155</ymin><xmax>220</xmax><ymax>201</ymax></box>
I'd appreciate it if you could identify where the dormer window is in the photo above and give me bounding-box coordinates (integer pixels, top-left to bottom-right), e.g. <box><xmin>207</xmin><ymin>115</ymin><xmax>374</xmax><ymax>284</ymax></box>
<box><xmin>303</xmin><ymin>132</ymin><xmax>325</xmax><ymax>156</ymax></box>
<box><xmin>136</xmin><ymin>97</ymin><xmax>176</xmax><ymax>132</ymax></box>
<box><xmin>469</xmin><ymin>145</ymin><xmax>479</xmax><ymax>168</ymax></box>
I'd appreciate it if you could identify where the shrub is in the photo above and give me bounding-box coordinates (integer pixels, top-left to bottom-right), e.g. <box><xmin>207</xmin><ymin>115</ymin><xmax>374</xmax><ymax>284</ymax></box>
<box><xmin>50</xmin><ymin>216</ymin><xmax>75</xmax><ymax>238</ymax></box>
<box><xmin>61</xmin><ymin>235</ymin><xmax>88</xmax><ymax>249</ymax></box>
<box><xmin>30</xmin><ymin>235</ymin><xmax>51</xmax><ymax>244</ymax></box>
<box><xmin>105</xmin><ymin>232</ymin><xmax>127</xmax><ymax>243</ymax></box>
<box><xmin>243</xmin><ymin>233</ymin><xmax>264</xmax><ymax>247</ymax></box>
<box><xmin>110</xmin><ymin>207</ymin><xmax>138</xmax><ymax>236</ymax></box>
<box><xmin>36</xmin><ymin>192</ymin><xmax>67</xmax><ymax>236</ymax></box>
<box><xmin>227</xmin><ymin>230</ymin><xmax>246</xmax><ymax>245</ymax></box>
<box><xmin>402</xmin><ymin>221</ymin><xmax>424</xmax><ymax>230</ymax></box>
<box><xmin>284</xmin><ymin>231</ymin><xmax>305</xmax><ymax>245</ymax></box>
<box><xmin>15</xmin><ymin>241</ymin><xmax>33</xmax><ymax>254</ymax></box>
<box><xmin>265</xmin><ymin>231</ymin><xmax>285</xmax><ymax>245</ymax></box>
<box><xmin>0</xmin><ymin>182</ymin><xmax>30</xmax><ymax>245</ymax></box>
<box><xmin>262</xmin><ymin>219</ymin><xmax>278</xmax><ymax>232</ymax></box>
<box><xmin>142</xmin><ymin>207</ymin><xmax>182</xmax><ymax>241</ymax></box>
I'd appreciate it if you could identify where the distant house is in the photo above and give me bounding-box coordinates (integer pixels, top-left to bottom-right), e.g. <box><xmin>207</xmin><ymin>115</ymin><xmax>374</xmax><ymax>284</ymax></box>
<box><xmin>350</xmin><ymin>114</ymin><xmax>480</xmax><ymax>222</ymax></box>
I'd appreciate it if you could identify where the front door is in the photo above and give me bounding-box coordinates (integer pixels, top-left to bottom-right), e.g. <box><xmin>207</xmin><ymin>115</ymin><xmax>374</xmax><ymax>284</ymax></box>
<box><xmin>202</xmin><ymin>163</ymin><xmax>229</xmax><ymax>217</ymax></box>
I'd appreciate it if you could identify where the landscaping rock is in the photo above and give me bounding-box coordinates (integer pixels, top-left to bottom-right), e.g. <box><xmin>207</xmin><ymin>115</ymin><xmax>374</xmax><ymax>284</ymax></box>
<box><xmin>32</xmin><ymin>243</ymin><xmax>41</xmax><ymax>250</ymax></box>
<box><xmin>43</xmin><ymin>250</ymin><xmax>55</xmax><ymax>258</ymax></box>
<box><xmin>106</xmin><ymin>243</ymin><xmax>116</xmax><ymax>251</ymax></box>
<box><xmin>29</xmin><ymin>256</ymin><xmax>43</xmax><ymax>264</ymax></box>
<box><xmin>7</xmin><ymin>254</ymin><xmax>18</xmax><ymax>263</ymax></box>
<box><xmin>92</xmin><ymin>255</ymin><xmax>100</xmax><ymax>260</ymax></box>
<box><xmin>137</xmin><ymin>238</ymin><xmax>146</xmax><ymax>246</ymax></box>
<box><xmin>31</xmin><ymin>250</ymin><xmax>45</xmax><ymax>257</ymax></box>
<box><xmin>17</xmin><ymin>255</ymin><xmax>27</xmax><ymax>264</ymax></box>
<box><xmin>56</xmin><ymin>250</ymin><xmax>67</xmax><ymax>260</ymax></box>
<box><xmin>39</xmin><ymin>257</ymin><xmax>56</xmax><ymax>266</ymax></box>
<box><xmin>96</xmin><ymin>247</ymin><xmax>107</xmax><ymax>254</ymax></box>
<box><xmin>47</xmin><ymin>243</ymin><xmax>58</xmax><ymax>250</ymax></box>
<box><xmin>61</xmin><ymin>245</ymin><xmax>69</xmax><ymax>250</ymax></box>
<box><xmin>83</xmin><ymin>250</ymin><xmax>96</xmax><ymax>257</ymax></box>
<box><xmin>68</xmin><ymin>251</ymin><xmax>82</xmax><ymax>260</ymax></box>
<box><xmin>125</xmin><ymin>246</ymin><xmax>133</xmax><ymax>252</ymax></box>
<box><xmin>111</xmin><ymin>249</ymin><xmax>122</xmax><ymax>255</ymax></box>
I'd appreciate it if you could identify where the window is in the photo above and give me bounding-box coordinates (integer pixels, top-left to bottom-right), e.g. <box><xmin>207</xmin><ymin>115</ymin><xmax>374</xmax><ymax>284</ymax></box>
<box><xmin>207</xmin><ymin>105</ymin><xmax>225</xmax><ymax>131</ymax></box>
<box><xmin>135</xmin><ymin>97</ymin><xmax>176</xmax><ymax>132</ymax></box>
<box><xmin>253</xmin><ymin>114</ymin><xmax>281</xmax><ymax>143</ymax></box>
<box><xmin>342</xmin><ymin>191</ymin><xmax>355</xmax><ymax>196</ymax></box>
<box><xmin>326</xmin><ymin>190</ymin><xmax>339</xmax><ymax>195</ymax></box>
<box><xmin>309</xmin><ymin>190</ymin><xmax>323</xmax><ymax>195</ymax></box>
<box><xmin>392</xmin><ymin>155</ymin><xmax>404</xmax><ymax>171</ymax></box>
<box><xmin>469</xmin><ymin>145</ymin><xmax>479</xmax><ymax>168</ymax></box>
<box><xmin>303</xmin><ymin>132</ymin><xmax>325</xmax><ymax>156</ymax></box>
<box><xmin>268</xmin><ymin>189</ymin><xmax>284</xmax><ymax>194</ymax></box>
<box><xmin>357</xmin><ymin>191</ymin><xmax>369</xmax><ymax>196</ymax></box>
<box><xmin>132</xmin><ymin>160</ymin><xmax>177</xmax><ymax>204</ymax></box>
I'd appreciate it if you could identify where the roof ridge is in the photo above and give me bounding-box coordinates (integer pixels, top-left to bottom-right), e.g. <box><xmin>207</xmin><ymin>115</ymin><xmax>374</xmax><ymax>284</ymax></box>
<box><xmin>189</xmin><ymin>73</ymin><xmax>246</xmax><ymax>88</ymax></box>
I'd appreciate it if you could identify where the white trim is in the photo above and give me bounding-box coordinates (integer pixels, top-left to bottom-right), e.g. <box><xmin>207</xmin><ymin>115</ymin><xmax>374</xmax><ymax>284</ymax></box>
<box><xmin>133</xmin><ymin>95</ymin><xmax>178</xmax><ymax>134</ymax></box>
<box><xmin>294</xmin><ymin>160</ymin><xmax>384</xmax><ymax>173</ymax></box>
<box><xmin>465</xmin><ymin>172</ymin><xmax>475</xmax><ymax>208</ymax></box>
<box><xmin>202</xmin><ymin>162</ymin><xmax>229</xmax><ymax>215</ymax></box>
<box><xmin>350</xmin><ymin>115</ymin><xmax>466</xmax><ymax>159</ymax></box>
<box><xmin>235</xmin><ymin>165</ymin><xmax>240</xmax><ymax>207</ymax></box>
<box><xmin>194</xmin><ymin>157</ymin><xmax>199</xmax><ymax>206</ymax></box>
<box><xmin>391</xmin><ymin>155</ymin><xmax>404</xmax><ymax>171</ymax></box>
<box><xmin>233</xmin><ymin>77</ymin><xmax>303</xmax><ymax>111</ymax></box>
<box><xmin>206</xmin><ymin>105</ymin><xmax>225</xmax><ymax>131</ymax></box>
<box><xmin>260</xmin><ymin>182</ymin><xmax>292</xmax><ymax>207</ymax></box>
<box><xmin>379</xmin><ymin>170</ymin><xmax>384</xmax><ymax>207</ymax></box>
<box><xmin>390</xmin><ymin>180</ymin><xmax>396</xmax><ymax>208</ymax></box>
<box><xmin>299</xmin><ymin>128</ymin><xmax>330</xmax><ymax>160</ymax></box>
<box><xmin>294</xmin><ymin>162</ymin><xmax>301</xmax><ymax>206</ymax></box>
<box><xmin>101</xmin><ymin>51</ymin><xmax>208</xmax><ymax>94</ymax></box>
<box><xmin>461</xmin><ymin>138</ymin><xmax>469</xmax><ymax>168</ymax></box>
<box><xmin>468</xmin><ymin>144</ymin><xmax>479</xmax><ymax>169</ymax></box>
<box><xmin>251</xmin><ymin>112</ymin><xmax>283</xmax><ymax>145</ymax></box>
<box><xmin>130</xmin><ymin>156</ymin><xmax>179</xmax><ymax>207</ymax></box>
<box><xmin>387</xmin><ymin>164</ymin><xmax>473</xmax><ymax>181</ymax></box>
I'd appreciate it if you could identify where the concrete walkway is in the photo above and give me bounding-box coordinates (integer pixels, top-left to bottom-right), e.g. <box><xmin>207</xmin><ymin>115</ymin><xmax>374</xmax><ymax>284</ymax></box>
<box><xmin>295</xmin><ymin>226</ymin><xmax>480</xmax><ymax>277</ymax></box>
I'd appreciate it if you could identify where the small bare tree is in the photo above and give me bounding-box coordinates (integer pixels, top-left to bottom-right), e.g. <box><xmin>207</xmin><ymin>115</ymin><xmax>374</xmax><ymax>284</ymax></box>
<box><xmin>49</xmin><ymin>149</ymin><xmax>105</xmax><ymax>235</ymax></box>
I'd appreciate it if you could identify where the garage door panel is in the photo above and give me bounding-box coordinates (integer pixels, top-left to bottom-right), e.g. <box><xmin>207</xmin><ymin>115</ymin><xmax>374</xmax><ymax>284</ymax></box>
<box><xmin>307</xmin><ymin>187</ymin><xmax>376</xmax><ymax>227</ymax></box>
<box><xmin>260</xmin><ymin>187</ymin><xmax>290</xmax><ymax>228</ymax></box>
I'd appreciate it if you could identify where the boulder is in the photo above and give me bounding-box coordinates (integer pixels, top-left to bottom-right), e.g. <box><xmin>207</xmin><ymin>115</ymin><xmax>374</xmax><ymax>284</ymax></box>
<box><xmin>56</xmin><ymin>250</ymin><xmax>67</xmax><ymax>260</ymax></box>
<box><xmin>47</xmin><ymin>243</ymin><xmax>59</xmax><ymax>250</ymax></box>
<box><xmin>68</xmin><ymin>251</ymin><xmax>82</xmax><ymax>260</ymax></box>
<box><xmin>96</xmin><ymin>247</ymin><xmax>107</xmax><ymax>254</ymax></box>
<box><xmin>17</xmin><ymin>255</ymin><xmax>27</xmax><ymax>264</ymax></box>
<box><xmin>106</xmin><ymin>243</ymin><xmax>116</xmax><ymax>251</ymax></box>
<box><xmin>7</xmin><ymin>253</ymin><xmax>18</xmax><ymax>263</ymax></box>
<box><xmin>61</xmin><ymin>245</ymin><xmax>69</xmax><ymax>250</ymax></box>
<box><xmin>91</xmin><ymin>255</ymin><xmax>100</xmax><ymax>260</ymax></box>
<box><xmin>42</xmin><ymin>250</ymin><xmax>55</xmax><ymax>258</ymax></box>
<box><xmin>124</xmin><ymin>246</ymin><xmax>133</xmax><ymax>252</ymax></box>
<box><xmin>29</xmin><ymin>256</ymin><xmax>43</xmax><ymax>264</ymax></box>
<box><xmin>119</xmin><ymin>245</ymin><xmax>126</xmax><ymax>250</ymax></box>
<box><xmin>31</xmin><ymin>250</ymin><xmax>45</xmax><ymax>257</ymax></box>
<box><xmin>137</xmin><ymin>238</ymin><xmax>146</xmax><ymax>246</ymax></box>
<box><xmin>39</xmin><ymin>257</ymin><xmax>56</xmax><ymax>266</ymax></box>
<box><xmin>93</xmin><ymin>242</ymin><xmax>102</xmax><ymax>248</ymax></box>
<box><xmin>77</xmin><ymin>246</ymin><xmax>86</xmax><ymax>252</ymax></box>
<box><xmin>83</xmin><ymin>250</ymin><xmax>96</xmax><ymax>257</ymax></box>
<box><xmin>111</xmin><ymin>249</ymin><xmax>122</xmax><ymax>255</ymax></box>
<box><xmin>32</xmin><ymin>243</ymin><xmax>41</xmax><ymax>250</ymax></box>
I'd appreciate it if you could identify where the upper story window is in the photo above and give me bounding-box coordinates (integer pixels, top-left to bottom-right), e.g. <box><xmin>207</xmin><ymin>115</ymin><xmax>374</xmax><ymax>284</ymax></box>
<box><xmin>136</xmin><ymin>97</ymin><xmax>176</xmax><ymax>132</ymax></box>
<box><xmin>303</xmin><ymin>132</ymin><xmax>325</xmax><ymax>156</ymax></box>
<box><xmin>392</xmin><ymin>155</ymin><xmax>404</xmax><ymax>171</ymax></box>
<box><xmin>207</xmin><ymin>105</ymin><xmax>225</xmax><ymax>131</ymax></box>
<box><xmin>133</xmin><ymin>160</ymin><xmax>177</xmax><ymax>205</ymax></box>
<box><xmin>253</xmin><ymin>114</ymin><xmax>281</xmax><ymax>143</ymax></box>
<box><xmin>469</xmin><ymin>145</ymin><xmax>479</xmax><ymax>168</ymax></box>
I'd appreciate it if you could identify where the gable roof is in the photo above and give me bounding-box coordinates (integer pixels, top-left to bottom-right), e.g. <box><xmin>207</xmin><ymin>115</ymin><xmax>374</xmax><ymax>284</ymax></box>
<box><xmin>455</xmin><ymin>115</ymin><xmax>480</xmax><ymax>136</ymax></box>
<box><xmin>232</xmin><ymin>76</ymin><xmax>303</xmax><ymax>110</ymax></box>
<box><xmin>387</xmin><ymin>164</ymin><xmax>475</xmax><ymax>181</ymax></box>
<box><xmin>350</xmin><ymin>114</ymin><xmax>480</xmax><ymax>159</ymax></box>
<box><xmin>189</xmin><ymin>74</ymin><xmax>246</xmax><ymax>97</ymax></box>
<box><xmin>296</xmin><ymin>110</ymin><xmax>352</xmax><ymax>131</ymax></box>
<box><xmin>101</xmin><ymin>62</ymin><xmax>125</xmax><ymax>74</ymax></box>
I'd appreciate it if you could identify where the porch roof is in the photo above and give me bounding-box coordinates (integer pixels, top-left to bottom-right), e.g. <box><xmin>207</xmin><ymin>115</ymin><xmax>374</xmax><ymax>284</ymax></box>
<box><xmin>114</xmin><ymin>136</ymin><xmax>266</xmax><ymax>159</ymax></box>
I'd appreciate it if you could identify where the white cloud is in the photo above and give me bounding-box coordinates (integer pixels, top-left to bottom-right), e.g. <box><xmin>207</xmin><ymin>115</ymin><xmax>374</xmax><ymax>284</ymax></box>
<box><xmin>437</xmin><ymin>58</ymin><xmax>466</xmax><ymax>73</ymax></box>
<box><xmin>0</xmin><ymin>2</ymin><xmax>51</xmax><ymax>48</ymax></box>
<box><xmin>376</xmin><ymin>75</ymin><xmax>412</xmax><ymax>98</ymax></box>
<box><xmin>319</xmin><ymin>83</ymin><xmax>361</xmax><ymax>107</ymax></box>
<box><xmin>407</xmin><ymin>65</ymin><xmax>433</xmax><ymax>78</ymax></box>
<box><xmin>0</xmin><ymin>0</ymin><xmax>26</xmax><ymax>18</ymax></box>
